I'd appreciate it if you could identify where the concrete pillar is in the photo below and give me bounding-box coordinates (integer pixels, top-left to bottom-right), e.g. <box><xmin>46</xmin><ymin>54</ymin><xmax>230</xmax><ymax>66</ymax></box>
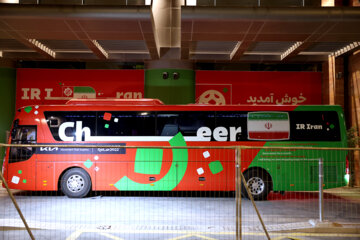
<box><xmin>328</xmin><ymin>55</ymin><xmax>336</xmax><ymax>105</ymax></box>
<box><xmin>323</xmin><ymin>55</ymin><xmax>345</xmax><ymax>107</ymax></box>
<box><xmin>146</xmin><ymin>0</ymin><xmax>195</xmax><ymax>104</ymax></box>
<box><xmin>350</xmin><ymin>0</ymin><xmax>360</xmax><ymax>6</ymax></box>
<box><xmin>145</xmin><ymin>60</ymin><xmax>195</xmax><ymax>104</ymax></box>
<box><xmin>335</xmin><ymin>57</ymin><xmax>345</xmax><ymax>108</ymax></box>
<box><xmin>348</xmin><ymin>51</ymin><xmax>360</xmax><ymax>186</ymax></box>
<box><xmin>151</xmin><ymin>0</ymin><xmax>181</xmax><ymax>59</ymax></box>
<box><xmin>0</xmin><ymin>68</ymin><xmax>16</xmax><ymax>165</ymax></box>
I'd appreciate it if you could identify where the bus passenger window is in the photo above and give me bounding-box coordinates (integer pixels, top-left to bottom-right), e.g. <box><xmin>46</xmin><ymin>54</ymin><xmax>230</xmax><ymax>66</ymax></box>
<box><xmin>161</xmin><ymin>124</ymin><xmax>179</xmax><ymax>136</ymax></box>
<box><xmin>97</xmin><ymin>111</ymin><xmax>156</xmax><ymax>137</ymax></box>
<box><xmin>44</xmin><ymin>111</ymin><xmax>96</xmax><ymax>141</ymax></box>
<box><xmin>157</xmin><ymin>112</ymin><xmax>215</xmax><ymax>137</ymax></box>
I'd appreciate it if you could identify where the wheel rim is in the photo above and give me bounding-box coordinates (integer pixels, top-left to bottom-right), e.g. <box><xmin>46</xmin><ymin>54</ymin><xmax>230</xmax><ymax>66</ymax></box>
<box><xmin>66</xmin><ymin>174</ymin><xmax>85</xmax><ymax>193</ymax></box>
<box><xmin>247</xmin><ymin>177</ymin><xmax>265</xmax><ymax>195</ymax></box>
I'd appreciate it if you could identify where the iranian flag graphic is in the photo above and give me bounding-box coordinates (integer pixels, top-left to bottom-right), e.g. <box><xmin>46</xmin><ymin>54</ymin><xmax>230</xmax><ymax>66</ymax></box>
<box><xmin>248</xmin><ymin>112</ymin><xmax>290</xmax><ymax>140</ymax></box>
<box><xmin>73</xmin><ymin>86</ymin><xmax>97</xmax><ymax>99</ymax></box>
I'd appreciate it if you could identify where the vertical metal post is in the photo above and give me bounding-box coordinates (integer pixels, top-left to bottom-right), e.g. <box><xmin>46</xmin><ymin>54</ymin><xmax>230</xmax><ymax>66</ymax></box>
<box><xmin>319</xmin><ymin>158</ymin><xmax>324</xmax><ymax>222</ymax></box>
<box><xmin>0</xmin><ymin>171</ymin><xmax>35</xmax><ymax>240</ymax></box>
<box><xmin>241</xmin><ymin>172</ymin><xmax>271</xmax><ymax>240</ymax></box>
<box><xmin>235</xmin><ymin>147</ymin><xmax>242</xmax><ymax>240</ymax></box>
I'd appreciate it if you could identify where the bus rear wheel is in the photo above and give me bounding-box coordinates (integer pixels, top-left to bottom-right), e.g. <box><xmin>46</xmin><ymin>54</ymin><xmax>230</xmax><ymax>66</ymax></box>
<box><xmin>242</xmin><ymin>169</ymin><xmax>271</xmax><ymax>201</ymax></box>
<box><xmin>61</xmin><ymin>168</ymin><xmax>91</xmax><ymax>198</ymax></box>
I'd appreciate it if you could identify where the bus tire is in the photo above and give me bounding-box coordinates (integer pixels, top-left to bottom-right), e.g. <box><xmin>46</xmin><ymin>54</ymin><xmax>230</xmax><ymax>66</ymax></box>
<box><xmin>242</xmin><ymin>169</ymin><xmax>271</xmax><ymax>201</ymax></box>
<box><xmin>60</xmin><ymin>168</ymin><xmax>91</xmax><ymax>198</ymax></box>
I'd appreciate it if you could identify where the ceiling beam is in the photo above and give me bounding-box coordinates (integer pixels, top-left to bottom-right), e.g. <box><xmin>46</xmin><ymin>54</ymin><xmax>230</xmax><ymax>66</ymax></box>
<box><xmin>181</xmin><ymin>40</ymin><xmax>190</xmax><ymax>60</ymax></box>
<box><xmin>138</xmin><ymin>20</ymin><xmax>159</xmax><ymax>59</ymax></box>
<box><xmin>230</xmin><ymin>41</ymin><xmax>256</xmax><ymax>61</ymax></box>
<box><xmin>230</xmin><ymin>22</ymin><xmax>265</xmax><ymax>61</ymax></box>
<box><xmin>151</xmin><ymin>0</ymin><xmax>181</xmax><ymax>59</ymax></box>
<box><xmin>280</xmin><ymin>42</ymin><xmax>303</xmax><ymax>60</ymax></box>
<box><xmin>0</xmin><ymin>19</ymin><xmax>56</xmax><ymax>59</ymax></box>
<box><xmin>21</xmin><ymin>38</ymin><xmax>56</xmax><ymax>59</ymax></box>
<box><xmin>281</xmin><ymin>42</ymin><xmax>315</xmax><ymax>61</ymax></box>
<box><xmin>281</xmin><ymin>21</ymin><xmax>337</xmax><ymax>61</ymax></box>
<box><xmin>182</xmin><ymin>6</ymin><xmax>360</xmax><ymax>22</ymax></box>
<box><xmin>0</xmin><ymin>5</ymin><xmax>151</xmax><ymax>20</ymax></box>
<box><xmin>65</xmin><ymin>20</ymin><xmax>109</xmax><ymax>60</ymax></box>
<box><xmin>82</xmin><ymin>39</ymin><xmax>108</xmax><ymax>59</ymax></box>
<box><xmin>332</xmin><ymin>42</ymin><xmax>360</xmax><ymax>57</ymax></box>
<box><xmin>27</xmin><ymin>39</ymin><xmax>56</xmax><ymax>58</ymax></box>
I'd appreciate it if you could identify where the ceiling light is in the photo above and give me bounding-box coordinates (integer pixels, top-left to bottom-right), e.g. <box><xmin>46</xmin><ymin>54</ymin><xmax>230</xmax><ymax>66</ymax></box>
<box><xmin>0</xmin><ymin>0</ymin><xmax>19</xmax><ymax>3</ymax></box>
<box><xmin>332</xmin><ymin>42</ymin><xmax>360</xmax><ymax>57</ymax></box>
<box><xmin>230</xmin><ymin>42</ymin><xmax>242</xmax><ymax>60</ymax></box>
<box><xmin>187</xmin><ymin>0</ymin><xmax>197</xmax><ymax>6</ymax></box>
<box><xmin>145</xmin><ymin>0</ymin><xmax>151</xmax><ymax>5</ymax></box>
<box><xmin>27</xmin><ymin>39</ymin><xmax>56</xmax><ymax>58</ymax></box>
<box><xmin>280</xmin><ymin>42</ymin><xmax>302</xmax><ymax>60</ymax></box>
<box><xmin>92</xmin><ymin>40</ymin><xmax>108</xmax><ymax>59</ymax></box>
<box><xmin>321</xmin><ymin>0</ymin><xmax>335</xmax><ymax>7</ymax></box>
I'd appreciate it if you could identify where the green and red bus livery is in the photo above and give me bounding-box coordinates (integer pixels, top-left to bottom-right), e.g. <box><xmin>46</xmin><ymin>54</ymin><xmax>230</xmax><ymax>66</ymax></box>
<box><xmin>2</xmin><ymin>99</ymin><xmax>347</xmax><ymax>200</ymax></box>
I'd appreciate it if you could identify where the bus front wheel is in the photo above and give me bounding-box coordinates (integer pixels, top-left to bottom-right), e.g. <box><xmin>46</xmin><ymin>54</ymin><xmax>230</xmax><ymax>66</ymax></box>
<box><xmin>60</xmin><ymin>168</ymin><xmax>91</xmax><ymax>198</ymax></box>
<box><xmin>242</xmin><ymin>169</ymin><xmax>271</xmax><ymax>201</ymax></box>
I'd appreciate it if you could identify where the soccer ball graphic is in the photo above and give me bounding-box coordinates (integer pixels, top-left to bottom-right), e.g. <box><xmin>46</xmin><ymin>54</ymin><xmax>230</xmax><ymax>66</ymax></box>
<box><xmin>198</xmin><ymin>90</ymin><xmax>226</xmax><ymax>105</ymax></box>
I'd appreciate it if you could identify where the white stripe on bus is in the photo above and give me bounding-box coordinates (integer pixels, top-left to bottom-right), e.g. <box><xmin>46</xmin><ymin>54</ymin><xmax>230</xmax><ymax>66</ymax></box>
<box><xmin>85</xmin><ymin>136</ymin><xmax>205</xmax><ymax>142</ymax></box>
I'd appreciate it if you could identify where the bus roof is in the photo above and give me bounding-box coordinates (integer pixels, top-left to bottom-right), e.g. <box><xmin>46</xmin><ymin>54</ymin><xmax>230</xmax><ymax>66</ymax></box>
<box><xmin>17</xmin><ymin>99</ymin><xmax>344</xmax><ymax>113</ymax></box>
<box><xmin>65</xmin><ymin>98</ymin><xmax>164</xmax><ymax>106</ymax></box>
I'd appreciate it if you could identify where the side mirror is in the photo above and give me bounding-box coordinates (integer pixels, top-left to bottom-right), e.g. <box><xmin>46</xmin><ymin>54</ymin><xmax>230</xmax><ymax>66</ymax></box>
<box><xmin>11</xmin><ymin>128</ymin><xmax>17</xmax><ymax>139</ymax></box>
<box><xmin>13</xmin><ymin>119</ymin><xmax>19</xmax><ymax>128</ymax></box>
<box><xmin>11</xmin><ymin>119</ymin><xmax>19</xmax><ymax>139</ymax></box>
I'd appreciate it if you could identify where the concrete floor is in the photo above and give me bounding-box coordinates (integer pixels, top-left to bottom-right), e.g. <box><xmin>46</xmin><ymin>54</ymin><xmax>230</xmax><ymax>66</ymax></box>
<box><xmin>0</xmin><ymin>189</ymin><xmax>359</xmax><ymax>240</ymax></box>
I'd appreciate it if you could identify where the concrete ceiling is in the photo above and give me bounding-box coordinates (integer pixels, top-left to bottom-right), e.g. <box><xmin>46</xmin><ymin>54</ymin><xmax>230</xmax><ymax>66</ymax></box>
<box><xmin>0</xmin><ymin>4</ymin><xmax>360</xmax><ymax>63</ymax></box>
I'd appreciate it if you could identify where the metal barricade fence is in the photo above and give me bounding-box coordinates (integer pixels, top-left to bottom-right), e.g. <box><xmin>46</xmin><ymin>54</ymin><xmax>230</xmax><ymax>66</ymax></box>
<box><xmin>239</xmin><ymin>146</ymin><xmax>360</xmax><ymax>236</ymax></box>
<box><xmin>0</xmin><ymin>143</ymin><xmax>359</xmax><ymax>240</ymax></box>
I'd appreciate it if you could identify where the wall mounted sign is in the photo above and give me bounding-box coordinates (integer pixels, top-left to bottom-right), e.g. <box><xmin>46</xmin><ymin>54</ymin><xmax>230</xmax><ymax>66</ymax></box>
<box><xmin>196</xmin><ymin>71</ymin><xmax>322</xmax><ymax>105</ymax></box>
<box><xmin>16</xmin><ymin>69</ymin><xmax>144</xmax><ymax>109</ymax></box>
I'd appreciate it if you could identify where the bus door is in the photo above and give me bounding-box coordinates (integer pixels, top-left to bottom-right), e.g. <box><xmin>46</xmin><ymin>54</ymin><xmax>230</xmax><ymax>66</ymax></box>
<box><xmin>7</xmin><ymin>123</ymin><xmax>37</xmax><ymax>190</ymax></box>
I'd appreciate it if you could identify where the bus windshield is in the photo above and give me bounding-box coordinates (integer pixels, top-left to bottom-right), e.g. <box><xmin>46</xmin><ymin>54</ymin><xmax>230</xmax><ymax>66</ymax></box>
<box><xmin>9</xmin><ymin>125</ymin><xmax>37</xmax><ymax>163</ymax></box>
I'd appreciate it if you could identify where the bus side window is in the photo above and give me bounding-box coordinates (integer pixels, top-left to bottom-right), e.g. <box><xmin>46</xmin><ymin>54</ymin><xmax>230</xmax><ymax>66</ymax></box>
<box><xmin>157</xmin><ymin>113</ymin><xmax>178</xmax><ymax>136</ymax></box>
<box><xmin>178</xmin><ymin>112</ymin><xmax>215</xmax><ymax>137</ymax></box>
<box><xmin>44</xmin><ymin>111</ymin><xmax>96</xmax><ymax>141</ymax></box>
<box><xmin>216</xmin><ymin>112</ymin><xmax>248</xmax><ymax>141</ymax></box>
<box><xmin>161</xmin><ymin>124</ymin><xmax>179</xmax><ymax>136</ymax></box>
<box><xmin>97</xmin><ymin>111</ymin><xmax>156</xmax><ymax>137</ymax></box>
<box><xmin>157</xmin><ymin>111</ymin><xmax>215</xmax><ymax>137</ymax></box>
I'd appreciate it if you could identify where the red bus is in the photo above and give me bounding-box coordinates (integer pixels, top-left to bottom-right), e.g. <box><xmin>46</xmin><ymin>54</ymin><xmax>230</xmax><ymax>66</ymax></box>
<box><xmin>2</xmin><ymin>99</ymin><xmax>347</xmax><ymax>199</ymax></box>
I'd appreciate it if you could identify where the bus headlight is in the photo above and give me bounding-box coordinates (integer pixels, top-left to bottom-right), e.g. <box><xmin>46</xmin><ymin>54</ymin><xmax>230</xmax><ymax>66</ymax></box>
<box><xmin>344</xmin><ymin>174</ymin><xmax>350</xmax><ymax>185</ymax></box>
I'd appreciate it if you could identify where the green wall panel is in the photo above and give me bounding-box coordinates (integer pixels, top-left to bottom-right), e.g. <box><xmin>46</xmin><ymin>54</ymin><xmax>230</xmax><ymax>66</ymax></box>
<box><xmin>145</xmin><ymin>69</ymin><xmax>195</xmax><ymax>104</ymax></box>
<box><xmin>0</xmin><ymin>68</ymin><xmax>16</xmax><ymax>164</ymax></box>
